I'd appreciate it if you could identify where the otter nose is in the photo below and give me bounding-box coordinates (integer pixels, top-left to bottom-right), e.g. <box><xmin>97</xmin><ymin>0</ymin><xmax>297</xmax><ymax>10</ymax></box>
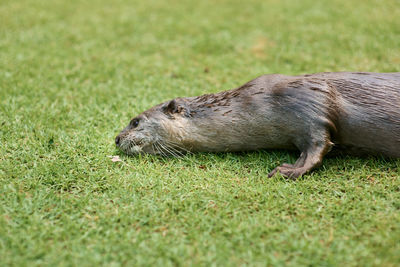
<box><xmin>115</xmin><ymin>136</ymin><xmax>121</xmax><ymax>146</ymax></box>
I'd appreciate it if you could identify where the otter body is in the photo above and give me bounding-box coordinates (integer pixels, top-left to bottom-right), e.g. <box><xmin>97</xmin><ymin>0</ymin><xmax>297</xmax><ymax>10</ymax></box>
<box><xmin>116</xmin><ymin>72</ymin><xmax>400</xmax><ymax>178</ymax></box>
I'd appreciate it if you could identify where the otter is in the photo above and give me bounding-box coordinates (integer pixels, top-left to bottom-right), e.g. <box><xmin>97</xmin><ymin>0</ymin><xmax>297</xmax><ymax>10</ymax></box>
<box><xmin>115</xmin><ymin>72</ymin><xmax>400</xmax><ymax>179</ymax></box>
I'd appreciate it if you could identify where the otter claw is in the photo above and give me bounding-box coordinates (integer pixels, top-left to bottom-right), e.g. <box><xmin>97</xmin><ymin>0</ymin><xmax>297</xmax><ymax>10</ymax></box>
<box><xmin>268</xmin><ymin>164</ymin><xmax>304</xmax><ymax>180</ymax></box>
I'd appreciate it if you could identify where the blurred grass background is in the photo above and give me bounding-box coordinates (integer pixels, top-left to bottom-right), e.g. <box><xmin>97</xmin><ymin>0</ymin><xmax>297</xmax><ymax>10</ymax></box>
<box><xmin>0</xmin><ymin>0</ymin><xmax>399</xmax><ymax>266</ymax></box>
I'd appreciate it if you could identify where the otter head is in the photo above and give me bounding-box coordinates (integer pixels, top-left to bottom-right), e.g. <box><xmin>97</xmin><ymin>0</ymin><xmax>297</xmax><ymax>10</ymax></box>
<box><xmin>115</xmin><ymin>98</ymin><xmax>192</xmax><ymax>156</ymax></box>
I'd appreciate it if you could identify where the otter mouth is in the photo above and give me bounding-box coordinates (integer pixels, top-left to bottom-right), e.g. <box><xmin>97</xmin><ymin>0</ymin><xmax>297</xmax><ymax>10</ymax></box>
<box><xmin>116</xmin><ymin>137</ymin><xmax>189</xmax><ymax>157</ymax></box>
<box><xmin>119</xmin><ymin>143</ymin><xmax>143</xmax><ymax>155</ymax></box>
<box><xmin>116</xmin><ymin>137</ymin><xmax>147</xmax><ymax>155</ymax></box>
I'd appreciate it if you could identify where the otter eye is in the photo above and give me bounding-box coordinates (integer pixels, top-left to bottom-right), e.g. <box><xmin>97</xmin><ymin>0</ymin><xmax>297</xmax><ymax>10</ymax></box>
<box><xmin>130</xmin><ymin>119</ymin><xmax>139</xmax><ymax>128</ymax></box>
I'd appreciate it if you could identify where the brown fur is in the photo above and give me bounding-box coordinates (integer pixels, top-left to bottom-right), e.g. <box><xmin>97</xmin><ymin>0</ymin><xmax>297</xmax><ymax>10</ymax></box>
<box><xmin>116</xmin><ymin>72</ymin><xmax>400</xmax><ymax>179</ymax></box>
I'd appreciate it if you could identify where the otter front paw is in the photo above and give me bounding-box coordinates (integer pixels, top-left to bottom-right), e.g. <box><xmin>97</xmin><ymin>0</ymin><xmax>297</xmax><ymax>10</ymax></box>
<box><xmin>267</xmin><ymin>164</ymin><xmax>306</xmax><ymax>180</ymax></box>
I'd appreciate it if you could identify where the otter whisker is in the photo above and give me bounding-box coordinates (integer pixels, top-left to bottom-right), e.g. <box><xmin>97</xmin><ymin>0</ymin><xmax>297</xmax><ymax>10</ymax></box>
<box><xmin>159</xmin><ymin>142</ymin><xmax>179</xmax><ymax>157</ymax></box>
<box><xmin>128</xmin><ymin>141</ymin><xmax>136</xmax><ymax>155</ymax></box>
<box><xmin>156</xmin><ymin>143</ymin><xmax>167</xmax><ymax>157</ymax></box>
<box><xmin>163</xmin><ymin>140</ymin><xmax>191</xmax><ymax>153</ymax></box>
<box><xmin>164</xmin><ymin>143</ymin><xmax>186</xmax><ymax>157</ymax></box>
<box><xmin>151</xmin><ymin>143</ymin><xmax>157</xmax><ymax>155</ymax></box>
<box><xmin>166</xmin><ymin>146</ymin><xmax>182</xmax><ymax>157</ymax></box>
<box><xmin>154</xmin><ymin>142</ymin><xmax>168</xmax><ymax>157</ymax></box>
<box><xmin>164</xmin><ymin>141</ymin><xmax>192</xmax><ymax>155</ymax></box>
<box><xmin>163</xmin><ymin>143</ymin><xmax>184</xmax><ymax>157</ymax></box>
<box><xmin>140</xmin><ymin>139</ymin><xmax>187</xmax><ymax>158</ymax></box>
<box><xmin>152</xmin><ymin>142</ymin><xmax>162</xmax><ymax>156</ymax></box>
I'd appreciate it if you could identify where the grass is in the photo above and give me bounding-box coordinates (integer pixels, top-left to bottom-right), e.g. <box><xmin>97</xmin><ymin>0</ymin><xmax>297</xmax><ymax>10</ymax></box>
<box><xmin>1</xmin><ymin>0</ymin><xmax>400</xmax><ymax>266</ymax></box>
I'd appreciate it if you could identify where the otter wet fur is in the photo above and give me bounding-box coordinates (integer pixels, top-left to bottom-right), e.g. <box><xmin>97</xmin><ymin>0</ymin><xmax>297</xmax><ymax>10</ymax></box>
<box><xmin>116</xmin><ymin>72</ymin><xmax>400</xmax><ymax>179</ymax></box>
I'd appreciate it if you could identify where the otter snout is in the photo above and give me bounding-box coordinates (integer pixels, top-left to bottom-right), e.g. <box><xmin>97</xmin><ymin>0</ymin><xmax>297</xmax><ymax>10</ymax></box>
<box><xmin>114</xmin><ymin>130</ymin><xmax>148</xmax><ymax>155</ymax></box>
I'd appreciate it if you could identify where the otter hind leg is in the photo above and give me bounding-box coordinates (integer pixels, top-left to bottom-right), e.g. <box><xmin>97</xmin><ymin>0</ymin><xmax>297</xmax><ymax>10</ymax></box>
<box><xmin>268</xmin><ymin>137</ymin><xmax>333</xmax><ymax>180</ymax></box>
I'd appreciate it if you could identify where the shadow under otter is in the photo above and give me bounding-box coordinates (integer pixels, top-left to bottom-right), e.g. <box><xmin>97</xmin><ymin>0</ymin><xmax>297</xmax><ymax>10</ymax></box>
<box><xmin>115</xmin><ymin>72</ymin><xmax>400</xmax><ymax>179</ymax></box>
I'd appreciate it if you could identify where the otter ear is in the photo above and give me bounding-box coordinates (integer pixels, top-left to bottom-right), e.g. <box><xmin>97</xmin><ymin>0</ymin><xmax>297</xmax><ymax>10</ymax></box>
<box><xmin>163</xmin><ymin>99</ymin><xmax>179</xmax><ymax>114</ymax></box>
<box><xmin>162</xmin><ymin>99</ymin><xmax>190</xmax><ymax>117</ymax></box>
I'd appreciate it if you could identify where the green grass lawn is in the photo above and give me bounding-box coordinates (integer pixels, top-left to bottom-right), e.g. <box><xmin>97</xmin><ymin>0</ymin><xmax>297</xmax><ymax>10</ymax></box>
<box><xmin>1</xmin><ymin>0</ymin><xmax>400</xmax><ymax>265</ymax></box>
